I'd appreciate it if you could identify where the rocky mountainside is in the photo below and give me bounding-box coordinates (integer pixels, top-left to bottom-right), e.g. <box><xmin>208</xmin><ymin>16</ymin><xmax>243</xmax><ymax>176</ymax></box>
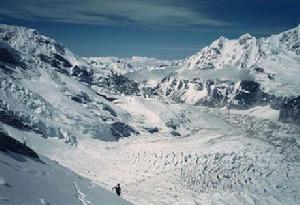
<box><xmin>0</xmin><ymin>24</ymin><xmax>140</xmax><ymax>144</ymax></box>
<box><xmin>156</xmin><ymin>25</ymin><xmax>300</xmax><ymax>124</ymax></box>
<box><xmin>182</xmin><ymin>25</ymin><xmax>300</xmax><ymax>71</ymax></box>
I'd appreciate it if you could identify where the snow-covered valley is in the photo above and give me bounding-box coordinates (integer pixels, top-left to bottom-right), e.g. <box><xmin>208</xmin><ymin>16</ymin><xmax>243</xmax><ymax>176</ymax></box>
<box><xmin>0</xmin><ymin>23</ymin><xmax>299</xmax><ymax>204</ymax></box>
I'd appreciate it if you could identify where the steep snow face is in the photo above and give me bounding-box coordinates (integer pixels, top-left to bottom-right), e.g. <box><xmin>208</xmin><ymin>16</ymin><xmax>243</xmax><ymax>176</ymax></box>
<box><xmin>0</xmin><ymin>24</ymin><xmax>138</xmax><ymax>144</ymax></box>
<box><xmin>154</xmin><ymin>25</ymin><xmax>300</xmax><ymax>124</ymax></box>
<box><xmin>0</xmin><ymin>24</ymin><xmax>76</xmax><ymax>62</ymax></box>
<box><xmin>183</xmin><ymin>34</ymin><xmax>259</xmax><ymax>70</ymax></box>
<box><xmin>183</xmin><ymin>25</ymin><xmax>300</xmax><ymax>71</ymax></box>
<box><xmin>181</xmin><ymin>25</ymin><xmax>300</xmax><ymax>97</ymax></box>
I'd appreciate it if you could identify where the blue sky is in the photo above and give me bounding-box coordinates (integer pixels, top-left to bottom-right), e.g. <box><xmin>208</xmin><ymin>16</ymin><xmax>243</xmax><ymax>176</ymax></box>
<box><xmin>0</xmin><ymin>0</ymin><xmax>300</xmax><ymax>59</ymax></box>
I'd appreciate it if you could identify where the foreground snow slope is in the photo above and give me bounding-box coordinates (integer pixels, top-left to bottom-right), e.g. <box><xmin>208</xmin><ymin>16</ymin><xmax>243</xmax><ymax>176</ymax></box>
<box><xmin>0</xmin><ymin>132</ymin><xmax>131</xmax><ymax>205</ymax></box>
<box><xmin>0</xmin><ymin>153</ymin><xmax>131</xmax><ymax>205</ymax></box>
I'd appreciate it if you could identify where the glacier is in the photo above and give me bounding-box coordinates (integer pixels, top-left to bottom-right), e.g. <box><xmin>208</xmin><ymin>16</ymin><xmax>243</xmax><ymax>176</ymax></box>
<box><xmin>0</xmin><ymin>23</ymin><xmax>299</xmax><ymax>205</ymax></box>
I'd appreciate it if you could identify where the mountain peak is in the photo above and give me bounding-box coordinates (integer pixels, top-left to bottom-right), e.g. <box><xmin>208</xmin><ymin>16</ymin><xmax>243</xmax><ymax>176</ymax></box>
<box><xmin>239</xmin><ymin>33</ymin><xmax>253</xmax><ymax>41</ymax></box>
<box><xmin>0</xmin><ymin>23</ymin><xmax>78</xmax><ymax>67</ymax></box>
<box><xmin>211</xmin><ymin>36</ymin><xmax>227</xmax><ymax>46</ymax></box>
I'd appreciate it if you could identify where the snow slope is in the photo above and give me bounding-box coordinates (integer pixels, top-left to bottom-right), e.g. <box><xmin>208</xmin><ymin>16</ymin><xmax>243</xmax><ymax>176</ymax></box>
<box><xmin>153</xmin><ymin>25</ymin><xmax>300</xmax><ymax>124</ymax></box>
<box><xmin>0</xmin><ymin>151</ymin><xmax>131</xmax><ymax>205</ymax></box>
<box><xmin>0</xmin><ymin>23</ymin><xmax>138</xmax><ymax>144</ymax></box>
<box><xmin>0</xmin><ymin>23</ymin><xmax>299</xmax><ymax>205</ymax></box>
<box><xmin>181</xmin><ymin>25</ymin><xmax>300</xmax><ymax>96</ymax></box>
<box><xmin>0</xmin><ymin>128</ymin><xmax>131</xmax><ymax>205</ymax></box>
<box><xmin>3</xmin><ymin>96</ymin><xmax>299</xmax><ymax>205</ymax></box>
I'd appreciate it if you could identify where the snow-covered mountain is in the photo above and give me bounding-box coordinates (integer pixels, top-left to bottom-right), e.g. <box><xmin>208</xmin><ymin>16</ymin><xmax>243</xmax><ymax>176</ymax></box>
<box><xmin>0</xmin><ymin>24</ymin><xmax>141</xmax><ymax>145</ymax></box>
<box><xmin>182</xmin><ymin>25</ymin><xmax>300</xmax><ymax>95</ymax></box>
<box><xmin>183</xmin><ymin>25</ymin><xmax>300</xmax><ymax>71</ymax></box>
<box><xmin>84</xmin><ymin>56</ymin><xmax>174</xmax><ymax>74</ymax></box>
<box><xmin>0</xmin><ymin>23</ymin><xmax>299</xmax><ymax>205</ymax></box>
<box><xmin>156</xmin><ymin>25</ymin><xmax>300</xmax><ymax>124</ymax></box>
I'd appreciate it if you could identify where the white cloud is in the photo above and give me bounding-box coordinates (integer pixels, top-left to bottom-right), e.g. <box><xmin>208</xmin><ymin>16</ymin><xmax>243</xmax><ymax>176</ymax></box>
<box><xmin>0</xmin><ymin>0</ymin><xmax>232</xmax><ymax>27</ymax></box>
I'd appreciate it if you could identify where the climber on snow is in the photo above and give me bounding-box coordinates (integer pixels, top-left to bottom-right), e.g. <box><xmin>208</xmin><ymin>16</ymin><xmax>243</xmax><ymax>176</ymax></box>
<box><xmin>112</xmin><ymin>183</ymin><xmax>121</xmax><ymax>196</ymax></box>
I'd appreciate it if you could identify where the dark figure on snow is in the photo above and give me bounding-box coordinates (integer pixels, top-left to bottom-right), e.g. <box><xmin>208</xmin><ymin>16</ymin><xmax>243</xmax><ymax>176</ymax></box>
<box><xmin>112</xmin><ymin>183</ymin><xmax>121</xmax><ymax>196</ymax></box>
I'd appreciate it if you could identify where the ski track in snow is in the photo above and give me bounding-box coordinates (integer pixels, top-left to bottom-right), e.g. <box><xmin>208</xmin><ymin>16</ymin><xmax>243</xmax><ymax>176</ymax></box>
<box><xmin>74</xmin><ymin>182</ymin><xmax>92</xmax><ymax>205</ymax></box>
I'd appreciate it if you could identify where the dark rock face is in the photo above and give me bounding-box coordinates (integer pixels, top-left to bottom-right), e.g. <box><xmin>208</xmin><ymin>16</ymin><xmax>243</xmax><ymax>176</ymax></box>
<box><xmin>0</xmin><ymin>64</ymin><xmax>13</xmax><ymax>74</ymax></box>
<box><xmin>70</xmin><ymin>96</ymin><xmax>83</xmax><ymax>103</ymax></box>
<box><xmin>0</xmin><ymin>28</ymin><xmax>13</xmax><ymax>41</ymax></box>
<box><xmin>39</xmin><ymin>54</ymin><xmax>51</xmax><ymax>64</ymax></box>
<box><xmin>39</xmin><ymin>53</ymin><xmax>74</xmax><ymax>76</ymax></box>
<box><xmin>96</xmin><ymin>93</ymin><xmax>117</xmax><ymax>102</ymax></box>
<box><xmin>53</xmin><ymin>54</ymin><xmax>72</xmax><ymax>67</ymax></box>
<box><xmin>98</xmin><ymin>74</ymin><xmax>140</xmax><ymax>96</ymax></box>
<box><xmin>142</xmin><ymin>87</ymin><xmax>158</xmax><ymax>98</ymax></box>
<box><xmin>201</xmin><ymin>80</ymin><xmax>268</xmax><ymax>109</ymax></box>
<box><xmin>0</xmin><ymin>131</ymin><xmax>39</xmax><ymax>159</ymax></box>
<box><xmin>0</xmin><ymin>48</ymin><xmax>18</xmax><ymax>65</ymax></box>
<box><xmin>254</xmin><ymin>66</ymin><xmax>265</xmax><ymax>73</ymax></box>
<box><xmin>109</xmin><ymin>74</ymin><xmax>140</xmax><ymax>95</ymax></box>
<box><xmin>38</xmin><ymin>54</ymin><xmax>94</xmax><ymax>84</ymax></box>
<box><xmin>159</xmin><ymin>77</ymin><xmax>275</xmax><ymax>110</ymax></box>
<box><xmin>165</xmin><ymin>120</ymin><xmax>178</xmax><ymax>130</ymax></box>
<box><xmin>232</xmin><ymin>81</ymin><xmax>268</xmax><ymax>109</ymax></box>
<box><xmin>103</xmin><ymin>104</ymin><xmax>117</xmax><ymax>117</ymax></box>
<box><xmin>0</xmin><ymin>108</ymin><xmax>32</xmax><ymax>131</ymax></box>
<box><xmin>158</xmin><ymin>75</ymin><xmax>300</xmax><ymax>125</ymax></box>
<box><xmin>145</xmin><ymin>127</ymin><xmax>159</xmax><ymax>133</ymax></box>
<box><xmin>39</xmin><ymin>54</ymin><xmax>69</xmax><ymax>75</ymax></box>
<box><xmin>70</xmin><ymin>92</ymin><xmax>92</xmax><ymax>104</ymax></box>
<box><xmin>201</xmin><ymin>80</ymin><xmax>233</xmax><ymax>107</ymax></box>
<box><xmin>170</xmin><ymin>130</ymin><xmax>181</xmax><ymax>137</ymax></box>
<box><xmin>279</xmin><ymin>96</ymin><xmax>300</xmax><ymax>124</ymax></box>
<box><xmin>110</xmin><ymin>122</ymin><xmax>138</xmax><ymax>140</ymax></box>
<box><xmin>71</xmin><ymin>65</ymin><xmax>94</xmax><ymax>84</ymax></box>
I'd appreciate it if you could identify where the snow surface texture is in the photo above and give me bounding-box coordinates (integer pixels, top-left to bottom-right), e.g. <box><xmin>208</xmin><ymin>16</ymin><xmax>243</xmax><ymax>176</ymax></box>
<box><xmin>0</xmin><ymin>148</ymin><xmax>131</xmax><ymax>205</ymax></box>
<box><xmin>0</xmin><ymin>23</ymin><xmax>138</xmax><ymax>144</ymax></box>
<box><xmin>3</xmin><ymin>97</ymin><xmax>299</xmax><ymax>205</ymax></box>
<box><xmin>0</xmin><ymin>23</ymin><xmax>300</xmax><ymax>205</ymax></box>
